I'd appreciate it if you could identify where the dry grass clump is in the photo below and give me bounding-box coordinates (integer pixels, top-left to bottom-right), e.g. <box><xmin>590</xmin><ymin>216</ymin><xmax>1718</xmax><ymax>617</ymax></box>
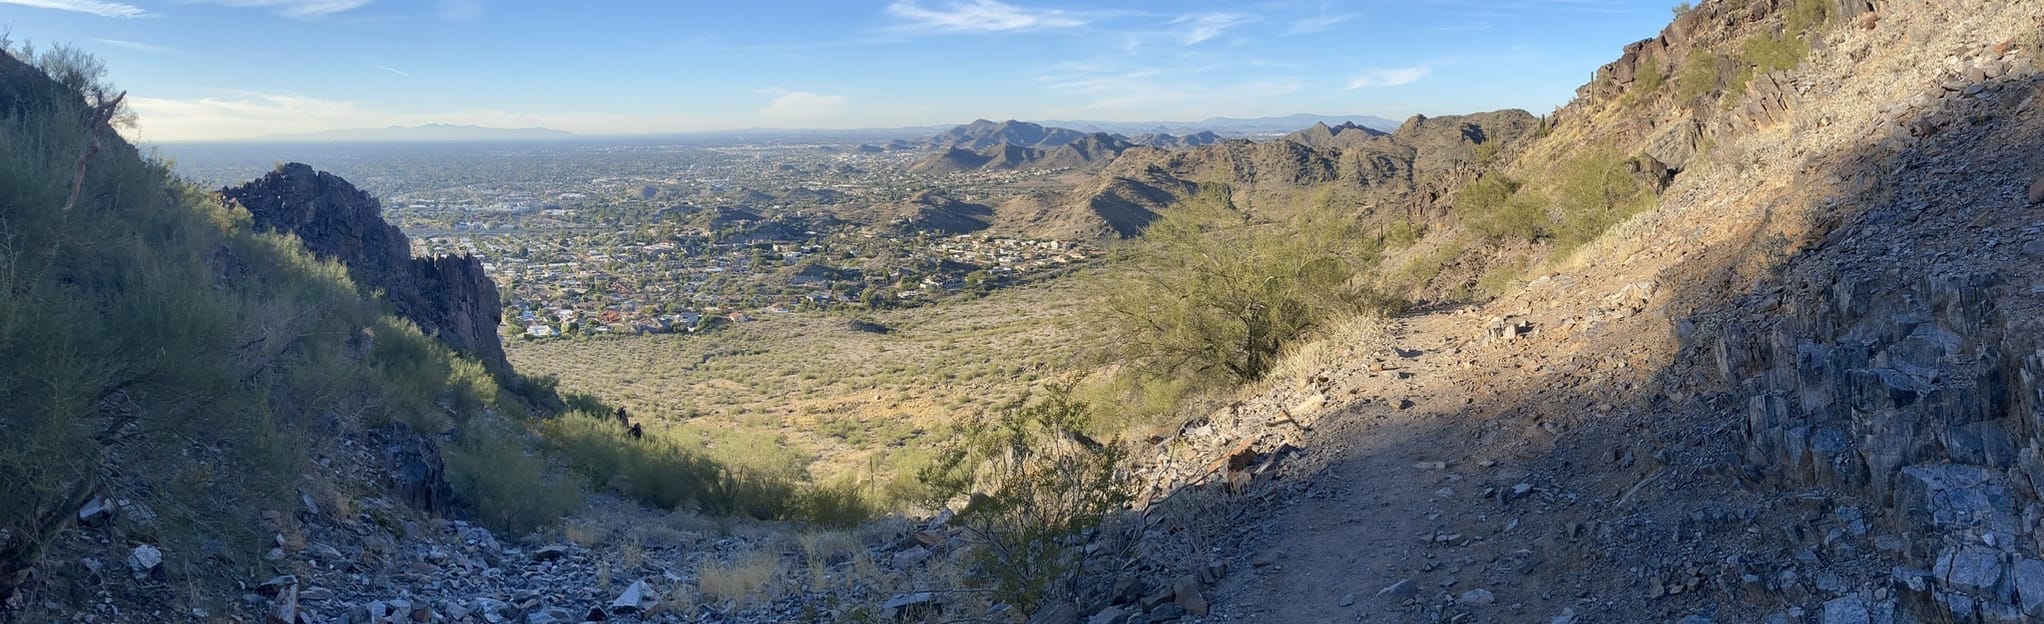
<box><xmin>697</xmin><ymin>548</ymin><xmax>787</xmax><ymax>609</ymax></box>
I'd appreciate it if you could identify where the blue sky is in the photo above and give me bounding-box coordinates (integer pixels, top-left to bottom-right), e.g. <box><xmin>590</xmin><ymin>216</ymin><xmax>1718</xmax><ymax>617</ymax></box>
<box><xmin>1</xmin><ymin>0</ymin><xmax>1675</xmax><ymax>141</ymax></box>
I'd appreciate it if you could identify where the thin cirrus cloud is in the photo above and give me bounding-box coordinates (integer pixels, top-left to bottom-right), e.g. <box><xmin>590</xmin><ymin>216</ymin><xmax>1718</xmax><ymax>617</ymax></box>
<box><xmin>378</xmin><ymin>66</ymin><xmax>413</xmax><ymax>79</ymax></box>
<box><xmin>885</xmin><ymin>0</ymin><xmax>1085</xmax><ymax>34</ymax></box>
<box><xmin>1171</xmin><ymin>12</ymin><xmax>1256</xmax><ymax>45</ymax></box>
<box><xmin>0</xmin><ymin>0</ymin><xmax>150</xmax><ymax>18</ymax></box>
<box><xmin>1286</xmin><ymin>12</ymin><xmax>1358</xmax><ymax>34</ymax></box>
<box><xmin>92</xmin><ymin>38</ymin><xmax>185</xmax><ymax>54</ymax></box>
<box><xmin>182</xmin><ymin>0</ymin><xmax>374</xmax><ymax>19</ymax></box>
<box><xmin>1344</xmin><ymin>65</ymin><xmax>1432</xmax><ymax>89</ymax></box>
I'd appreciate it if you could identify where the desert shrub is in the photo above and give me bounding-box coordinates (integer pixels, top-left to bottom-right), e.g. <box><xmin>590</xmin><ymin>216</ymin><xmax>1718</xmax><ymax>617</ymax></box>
<box><xmin>1786</xmin><ymin>0</ymin><xmax>1831</xmax><ymax>33</ymax></box>
<box><xmin>920</xmin><ymin>390</ymin><xmax>1134</xmax><ymax>613</ymax></box>
<box><xmin>792</xmin><ymin>478</ymin><xmax>875</xmax><ymax>529</ymax></box>
<box><xmin>444</xmin><ymin>422</ymin><xmax>585</xmax><ymax>535</ymax></box>
<box><xmin>1070</xmin><ymin>370</ymin><xmax>1192</xmax><ymax>436</ymax></box>
<box><xmin>1626</xmin><ymin>58</ymin><xmax>1668</xmax><ymax>106</ymax></box>
<box><xmin>1455</xmin><ymin>173</ymin><xmax>1547</xmax><ymax>242</ymax></box>
<box><xmin>1675</xmin><ymin>52</ymin><xmax>1726</xmax><ymax>103</ymax></box>
<box><xmin>1742</xmin><ymin>32</ymin><xmax>1804</xmax><ymax>74</ymax></box>
<box><xmin>1550</xmin><ymin>146</ymin><xmax>1659</xmax><ymax>251</ymax></box>
<box><xmin>1380</xmin><ymin>220</ymin><xmax>1426</xmax><ymax>247</ymax></box>
<box><xmin>538</xmin><ymin>411</ymin><xmax>814</xmax><ymax>520</ymax></box>
<box><xmin>1104</xmin><ymin>185</ymin><xmax>1398</xmax><ymax>384</ymax></box>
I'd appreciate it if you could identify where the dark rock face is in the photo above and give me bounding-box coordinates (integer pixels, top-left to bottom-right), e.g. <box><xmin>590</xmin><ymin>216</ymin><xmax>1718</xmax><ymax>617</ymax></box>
<box><xmin>224</xmin><ymin>163</ymin><xmax>508</xmax><ymax>372</ymax></box>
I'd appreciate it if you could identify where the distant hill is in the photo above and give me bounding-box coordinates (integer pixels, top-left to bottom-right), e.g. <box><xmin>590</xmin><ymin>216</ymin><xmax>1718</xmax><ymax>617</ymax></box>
<box><xmin>1035</xmin><ymin>114</ymin><xmax>1402</xmax><ymax>136</ymax></box>
<box><xmin>1280</xmin><ymin>121</ymin><xmax>1387</xmax><ymax>150</ymax></box>
<box><xmin>240</xmin><ymin>123</ymin><xmax>578</xmax><ymax>143</ymax></box>
<box><xmin>911</xmin><ymin>132</ymin><xmax>1134</xmax><ymax>174</ymax></box>
<box><xmin>1129</xmin><ymin>130</ymin><xmax>1223</xmax><ymax>149</ymax></box>
<box><xmin>987</xmin><ymin>111</ymin><xmax>1541</xmax><ymax>241</ymax></box>
<box><xmin>923</xmin><ymin>119</ymin><xmax>1093</xmax><ymax>151</ymax></box>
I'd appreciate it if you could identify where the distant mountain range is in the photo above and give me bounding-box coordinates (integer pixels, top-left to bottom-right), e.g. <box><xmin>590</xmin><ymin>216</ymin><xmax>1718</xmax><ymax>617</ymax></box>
<box><xmin>240</xmin><ymin>123</ymin><xmax>579</xmax><ymax>143</ymax></box>
<box><xmin>1034</xmin><ymin>114</ymin><xmax>1403</xmax><ymax>136</ymax></box>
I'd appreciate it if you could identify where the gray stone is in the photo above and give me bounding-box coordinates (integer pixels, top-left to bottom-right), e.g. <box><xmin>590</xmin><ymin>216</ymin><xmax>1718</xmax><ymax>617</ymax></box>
<box><xmin>525</xmin><ymin>606</ymin><xmax>575</xmax><ymax>624</ymax></box>
<box><xmin>2016</xmin><ymin>559</ymin><xmax>2044</xmax><ymax>617</ymax></box>
<box><xmin>1456</xmin><ymin>589</ymin><xmax>1495</xmax><ymax>606</ymax></box>
<box><xmin>265</xmin><ymin>582</ymin><xmax>298</xmax><ymax>624</ymax></box>
<box><xmin>1551</xmin><ymin>608</ymin><xmax>1578</xmax><ymax>624</ymax></box>
<box><xmin>1377</xmin><ymin>578</ymin><xmax>1417</xmax><ymax>600</ymax></box>
<box><xmin>891</xmin><ymin>545</ymin><xmax>933</xmax><ymax>569</ymax></box>
<box><xmin>1086</xmin><ymin>605</ymin><xmax>1134</xmax><ymax>624</ymax></box>
<box><xmin>1338</xmin><ymin>593</ymin><xmax>1355</xmax><ymax>607</ymax></box>
<box><xmin>610</xmin><ymin>579</ymin><xmax>649</xmax><ymax>614</ymax></box>
<box><xmin>1897</xmin><ymin>464</ymin><xmax>2016</xmax><ymax>534</ymax></box>
<box><xmin>1934</xmin><ymin>545</ymin><xmax>2005</xmax><ymax>592</ymax></box>
<box><xmin>77</xmin><ymin>498</ymin><xmax>114</xmax><ymax>527</ymax></box>
<box><xmin>883</xmin><ymin>592</ymin><xmax>941</xmax><ymax>620</ymax></box>
<box><xmin>126</xmin><ymin>544</ymin><xmax>162</xmax><ymax>577</ymax></box>
<box><xmin>1147</xmin><ymin>603</ymin><xmax>1186</xmax><ymax>622</ymax></box>
<box><xmin>1981</xmin><ymin>601</ymin><xmax>2024</xmax><ymax>624</ymax></box>
<box><xmin>1822</xmin><ymin>595</ymin><xmax>1870</xmax><ymax>624</ymax></box>
<box><xmin>530</xmin><ymin>545</ymin><xmax>570</xmax><ymax>562</ymax></box>
<box><xmin>1172</xmin><ymin>576</ymin><xmax>1208</xmax><ymax>616</ymax></box>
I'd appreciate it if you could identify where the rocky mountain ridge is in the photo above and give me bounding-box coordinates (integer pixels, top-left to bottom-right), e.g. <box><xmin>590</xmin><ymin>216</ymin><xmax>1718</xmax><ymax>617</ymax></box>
<box><xmin>223</xmin><ymin>164</ymin><xmax>509</xmax><ymax>372</ymax></box>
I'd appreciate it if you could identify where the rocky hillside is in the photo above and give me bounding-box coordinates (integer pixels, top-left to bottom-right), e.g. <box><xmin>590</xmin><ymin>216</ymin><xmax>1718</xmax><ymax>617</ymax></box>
<box><xmin>1122</xmin><ymin>0</ymin><xmax>2044</xmax><ymax>622</ymax></box>
<box><xmin>909</xmin><ymin>132</ymin><xmax>1135</xmax><ymax>174</ymax></box>
<box><xmin>922</xmin><ymin>119</ymin><xmax>1093</xmax><ymax>151</ymax></box>
<box><xmin>224</xmin><ymin>164</ymin><xmax>509</xmax><ymax>372</ymax></box>
<box><xmin>987</xmin><ymin>109</ymin><xmax>1541</xmax><ymax>241</ymax></box>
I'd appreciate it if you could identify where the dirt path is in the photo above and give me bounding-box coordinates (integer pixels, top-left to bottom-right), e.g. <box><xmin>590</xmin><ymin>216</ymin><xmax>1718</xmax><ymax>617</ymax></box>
<box><xmin>1198</xmin><ymin>312</ymin><xmax>1502</xmax><ymax>621</ymax></box>
<box><xmin>1196</xmin><ymin>306</ymin><xmax>1629</xmax><ymax>623</ymax></box>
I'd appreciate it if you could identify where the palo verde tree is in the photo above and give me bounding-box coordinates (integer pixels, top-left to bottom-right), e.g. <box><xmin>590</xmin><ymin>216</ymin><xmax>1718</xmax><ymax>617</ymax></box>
<box><xmin>1102</xmin><ymin>184</ymin><xmax>1399</xmax><ymax>385</ymax></box>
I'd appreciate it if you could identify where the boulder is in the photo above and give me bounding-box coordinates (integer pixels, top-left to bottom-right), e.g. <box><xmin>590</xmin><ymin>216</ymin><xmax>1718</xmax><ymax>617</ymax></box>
<box><xmin>125</xmin><ymin>544</ymin><xmax>161</xmax><ymax>578</ymax></box>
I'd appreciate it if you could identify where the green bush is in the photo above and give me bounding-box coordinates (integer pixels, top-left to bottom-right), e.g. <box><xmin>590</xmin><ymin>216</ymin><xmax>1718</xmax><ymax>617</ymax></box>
<box><xmin>921</xmin><ymin>390</ymin><xmax>1134</xmax><ymax>613</ymax></box>
<box><xmin>1675</xmin><ymin>52</ymin><xmax>1725</xmax><ymax>103</ymax></box>
<box><xmin>1550</xmin><ymin>147</ymin><xmax>1658</xmax><ymax>251</ymax></box>
<box><xmin>1455</xmin><ymin>173</ymin><xmax>1549</xmax><ymax>242</ymax></box>
<box><xmin>1104</xmin><ymin>185</ymin><xmax>1398</xmax><ymax>384</ymax></box>
<box><xmin>445</xmin><ymin>423</ymin><xmax>585</xmax><ymax>535</ymax></box>
<box><xmin>791</xmin><ymin>478</ymin><xmax>875</xmax><ymax>529</ymax></box>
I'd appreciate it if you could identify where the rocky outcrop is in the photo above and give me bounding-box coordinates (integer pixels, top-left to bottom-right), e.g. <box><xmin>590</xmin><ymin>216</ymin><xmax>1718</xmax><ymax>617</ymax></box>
<box><xmin>1706</xmin><ymin>42</ymin><xmax>2044</xmax><ymax>620</ymax></box>
<box><xmin>224</xmin><ymin>163</ymin><xmax>508</xmax><ymax>372</ymax></box>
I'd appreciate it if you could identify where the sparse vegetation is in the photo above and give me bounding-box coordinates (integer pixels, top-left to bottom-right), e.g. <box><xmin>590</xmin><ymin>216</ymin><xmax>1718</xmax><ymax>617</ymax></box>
<box><xmin>919</xmin><ymin>390</ymin><xmax>1135</xmax><ymax>613</ymax></box>
<box><xmin>508</xmin><ymin>276</ymin><xmax>1108</xmax><ymax>507</ymax></box>
<box><xmin>698</xmin><ymin>547</ymin><xmax>787</xmax><ymax>609</ymax></box>
<box><xmin>1675</xmin><ymin>52</ymin><xmax>1726</xmax><ymax>104</ymax></box>
<box><xmin>0</xmin><ymin>44</ymin><xmax>590</xmax><ymax>600</ymax></box>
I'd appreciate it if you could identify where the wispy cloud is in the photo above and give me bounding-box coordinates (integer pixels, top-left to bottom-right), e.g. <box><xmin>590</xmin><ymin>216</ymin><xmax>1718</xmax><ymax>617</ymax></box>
<box><xmin>185</xmin><ymin>0</ymin><xmax>373</xmax><ymax>19</ymax></box>
<box><xmin>1036</xmin><ymin>59</ymin><xmax>1302</xmax><ymax>118</ymax></box>
<box><xmin>92</xmin><ymin>38</ymin><xmax>183</xmax><ymax>54</ymax></box>
<box><xmin>757</xmin><ymin>88</ymin><xmax>848</xmax><ymax>123</ymax></box>
<box><xmin>885</xmin><ymin>0</ymin><xmax>1084</xmax><ymax>34</ymax></box>
<box><xmin>1433</xmin><ymin>21</ymin><xmax>1493</xmax><ymax>31</ymax></box>
<box><xmin>0</xmin><ymin>0</ymin><xmax>148</xmax><ymax>18</ymax></box>
<box><xmin>1286</xmin><ymin>12</ymin><xmax>1357</xmax><ymax>34</ymax></box>
<box><xmin>1171</xmin><ymin>12</ymin><xmax>1256</xmax><ymax>45</ymax></box>
<box><xmin>1343</xmin><ymin>65</ymin><xmax>1431</xmax><ymax>89</ymax></box>
<box><xmin>437</xmin><ymin>0</ymin><xmax>481</xmax><ymax>22</ymax></box>
<box><xmin>1421</xmin><ymin>0</ymin><xmax>1633</xmax><ymax>17</ymax></box>
<box><xmin>378</xmin><ymin>66</ymin><xmax>413</xmax><ymax>79</ymax></box>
